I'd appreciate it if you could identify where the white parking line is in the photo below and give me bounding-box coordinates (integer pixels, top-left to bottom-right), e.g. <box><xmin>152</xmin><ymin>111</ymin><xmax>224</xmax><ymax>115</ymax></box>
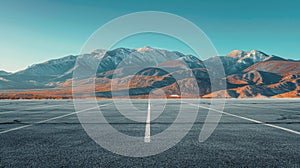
<box><xmin>186</xmin><ymin>102</ymin><xmax>300</xmax><ymax>136</ymax></box>
<box><xmin>0</xmin><ymin>104</ymin><xmax>71</xmax><ymax>115</ymax></box>
<box><xmin>230</xmin><ymin>103</ymin><xmax>300</xmax><ymax>114</ymax></box>
<box><xmin>0</xmin><ymin>111</ymin><xmax>18</xmax><ymax>115</ymax></box>
<box><xmin>0</xmin><ymin>103</ymin><xmax>112</xmax><ymax>135</ymax></box>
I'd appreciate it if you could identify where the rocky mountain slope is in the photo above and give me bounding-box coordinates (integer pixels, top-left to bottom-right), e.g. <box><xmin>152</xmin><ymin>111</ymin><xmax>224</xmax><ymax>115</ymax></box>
<box><xmin>0</xmin><ymin>47</ymin><xmax>299</xmax><ymax>99</ymax></box>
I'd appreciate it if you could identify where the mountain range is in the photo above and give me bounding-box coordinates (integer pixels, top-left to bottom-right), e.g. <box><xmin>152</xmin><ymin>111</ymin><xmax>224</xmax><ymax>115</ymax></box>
<box><xmin>0</xmin><ymin>47</ymin><xmax>299</xmax><ymax>99</ymax></box>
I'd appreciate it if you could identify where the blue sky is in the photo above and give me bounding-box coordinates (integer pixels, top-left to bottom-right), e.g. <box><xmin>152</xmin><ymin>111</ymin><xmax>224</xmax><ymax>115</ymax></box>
<box><xmin>0</xmin><ymin>0</ymin><xmax>299</xmax><ymax>72</ymax></box>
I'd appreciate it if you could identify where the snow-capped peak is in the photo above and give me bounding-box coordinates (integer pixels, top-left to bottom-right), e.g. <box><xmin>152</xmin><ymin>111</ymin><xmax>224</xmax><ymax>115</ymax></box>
<box><xmin>226</xmin><ymin>50</ymin><xmax>246</xmax><ymax>59</ymax></box>
<box><xmin>249</xmin><ymin>50</ymin><xmax>267</xmax><ymax>57</ymax></box>
<box><xmin>136</xmin><ymin>46</ymin><xmax>154</xmax><ymax>52</ymax></box>
<box><xmin>242</xmin><ymin>50</ymin><xmax>268</xmax><ymax>61</ymax></box>
<box><xmin>227</xmin><ymin>50</ymin><xmax>268</xmax><ymax>59</ymax></box>
<box><xmin>227</xmin><ymin>49</ymin><xmax>269</xmax><ymax>63</ymax></box>
<box><xmin>92</xmin><ymin>49</ymin><xmax>107</xmax><ymax>54</ymax></box>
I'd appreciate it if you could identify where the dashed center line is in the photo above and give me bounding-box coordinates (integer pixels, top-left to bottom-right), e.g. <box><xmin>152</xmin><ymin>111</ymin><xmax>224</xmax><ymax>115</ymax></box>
<box><xmin>144</xmin><ymin>99</ymin><xmax>151</xmax><ymax>143</ymax></box>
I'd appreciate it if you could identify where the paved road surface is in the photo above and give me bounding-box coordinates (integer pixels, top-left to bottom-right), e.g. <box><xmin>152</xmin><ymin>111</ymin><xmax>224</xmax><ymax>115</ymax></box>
<box><xmin>0</xmin><ymin>99</ymin><xmax>299</xmax><ymax>167</ymax></box>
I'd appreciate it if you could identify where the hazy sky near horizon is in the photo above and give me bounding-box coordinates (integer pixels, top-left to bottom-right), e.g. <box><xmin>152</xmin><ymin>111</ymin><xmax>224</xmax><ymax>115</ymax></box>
<box><xmin>0</xmin><ymin>0</ymin><xmax>299</xmax><ymax>72</ymax></box>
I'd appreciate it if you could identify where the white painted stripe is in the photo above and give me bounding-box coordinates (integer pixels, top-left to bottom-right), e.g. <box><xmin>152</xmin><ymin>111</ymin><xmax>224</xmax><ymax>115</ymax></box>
<box><xmin>186</xmin><ymin>102</ymin><xmax>300</xmax><ymax>136</ymax></box>
<box><xmin>230</xmin><ymin>103</ymin><xmax>300</xmax><ymax>113</ymax></box>
<box><xmin>0</xmin><ymin>103</ymin><xmax>112</xmax><ymax>135</ymax></box>
<box><xmin>0</xmin><ymin>104</ymin><xmax>70</xmax><ymax>115</ymax></box>
<box><xmin>144</xmin><ymin>99</ymin><xmax>151</xmax><ymax>143</ymax></box>
<box><xmin>0</xmin><ymin>111</ymin><xmax>18</xmax><ymax>115</ymax></box>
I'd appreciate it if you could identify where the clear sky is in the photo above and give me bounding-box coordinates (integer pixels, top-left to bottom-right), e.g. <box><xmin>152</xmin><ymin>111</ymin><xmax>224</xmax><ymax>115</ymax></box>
<box><xmin>0</xmin><ymin>0</ymin><xmax>299</xmax><ymax>72</ymax></box>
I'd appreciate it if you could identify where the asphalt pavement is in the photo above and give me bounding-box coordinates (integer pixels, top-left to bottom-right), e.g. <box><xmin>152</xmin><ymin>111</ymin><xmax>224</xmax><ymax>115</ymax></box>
<box><xmin>0</xmin><ymin>99</ymin><xmax>299</xmax><ymax>167</ymax></box>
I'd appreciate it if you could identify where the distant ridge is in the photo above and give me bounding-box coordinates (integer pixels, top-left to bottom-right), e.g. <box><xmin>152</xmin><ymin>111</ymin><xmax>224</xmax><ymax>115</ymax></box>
<box><xmin>0</xmin><ymin>47</ymin><xmax>299</xmax><ymax>99</ymax></box>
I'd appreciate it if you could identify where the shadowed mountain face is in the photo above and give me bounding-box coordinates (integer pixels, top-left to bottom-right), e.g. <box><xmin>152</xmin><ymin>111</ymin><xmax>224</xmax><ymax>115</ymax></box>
<box><xmin>0</xmin><ymin>47</ymin><xmax>299</xmax><ymax>99</ymax></box>
<box><xmin>0</xmin><ymin>70</ymin><xmax>11</xmax><ymax>76</ymax></box>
